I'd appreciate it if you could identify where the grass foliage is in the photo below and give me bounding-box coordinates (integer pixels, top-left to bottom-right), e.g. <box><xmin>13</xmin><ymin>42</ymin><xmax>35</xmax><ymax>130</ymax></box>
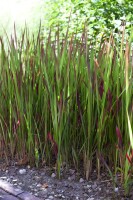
<box><xmin>0</xmin><ymin>25</ymin><xmax>133</xmax><ymax>194</ymax></box>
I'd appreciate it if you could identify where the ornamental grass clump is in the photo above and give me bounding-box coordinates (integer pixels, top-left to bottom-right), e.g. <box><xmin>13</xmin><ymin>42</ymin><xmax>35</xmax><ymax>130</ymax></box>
<box><xmin>0</xmin><ymin>25</ymin><xmax>132</xmax><ymax>195</ymax></box>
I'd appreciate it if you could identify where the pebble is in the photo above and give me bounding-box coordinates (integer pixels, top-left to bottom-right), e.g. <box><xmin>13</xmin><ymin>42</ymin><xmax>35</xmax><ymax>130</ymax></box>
<box><xmin>0</xmin><ymin>176</ymin><xmax>7</xmax><ymax>180</ymax></box>
<box><xmin>98</xmin><ymin>187</ymin><xmax>102</xmax><ymax>191</ymax></box>
<box><xmin>41</xmin><ymin>172</ymin><xmax>45</xmax><ymax>176</ymax></box>
<box><xmin>39</xmin><ymin>189</ymin><xmax>48</xmax><ymax>195</ymax></box>
<box><xmin>114</xmin><ymin>187</ymin><xmax>119</xmax><ymax>192</ymax></box>
<box><xmin>79</xmin><ymin>178</ymin><xmax>84</xmax><ymax>183</ymax></box>
<box><xmin>48</xmin><ymin>196</ymin><xmax>54</xmax><ymax>199</ymax></box>
<box><xmin>87</xmin><ymin>185</ymin><xmax>91</xmax><ymax>188</ymax></box>
<box><xmin>68</xmin><ymin>174</ymin><xmax>75</xmax><ymax>181</ymax></box>
<box><xmin>33</xmin><ymin>189</ymin><xmax>38</xmax><ymax>192</ymax></box>
<box><xmin>19</xmin><ymin>169</ymin><xmax>26</xmax><ymax>175</ymax></box>
<box><xmin>69</xmin><ymin>169</ymin><xmax>75</xmax><ymax>175</ymax></box>
<box><xmin>51</xmin><ymin>173</ymin><xmax>56</xmax><ymax>178</ymax></box>
<box><xmin>29</xmin><ymin>185</ymin><xmax>34</xmax><ymax>189</ymax></box>
<box><xmin>92</xmin><ymin>183</ymin><xmax>97</xmax><ymax>190</ymax></box>
<box><xmin>56</xmin><ymin>189</ymin><xmax>64</xmax><ymax>193</ymax></box>
<box><xmin>12</xmin><ymin>179</ymin><xmax>18</xmax><ymax>182</ymax></box>
<box><xmin>36</xmin><ymin>184</ymin><xmax>42</xmax><ymax>187</ymax></box>
<box><xmin>34</xmin><ymin>176</ymin><xmax>40</xmax><ymax>181</ymax></box>
<box><xmin>84</xmin><ymin>193</ymin><xmax>88</xmax><ymax>197</ymax></box>
<box><xmin>106</xmin><ymin>189</ymin><xmax>110</xmax><ymax>193</ymax></box>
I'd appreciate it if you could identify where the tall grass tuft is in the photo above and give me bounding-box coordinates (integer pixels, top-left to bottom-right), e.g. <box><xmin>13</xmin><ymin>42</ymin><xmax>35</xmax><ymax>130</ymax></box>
<box><xmin>0</xmin><ymin>26</ymin><xmax>132</xmax><ymax>195</ymax></box>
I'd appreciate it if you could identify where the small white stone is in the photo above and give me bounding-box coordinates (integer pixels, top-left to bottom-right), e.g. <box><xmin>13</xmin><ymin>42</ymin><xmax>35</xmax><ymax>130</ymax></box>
<box><xmin>51</xmin><ymin>173</ymin><xmax>56</xmax><ymax>178</ymax></box>
<box><xmin>79</xmin><ymin>178</ymin><xmax>84</xmax><ymax>183</ymax></box>
<box><xmin>87</xmin><ymin>185</ymin><xmax>91</xmax><ymax>188</ymax></box>
<box><xmin>29</xmin><ymin>185</ymin><xmax>34</xmax><ymax>189</ymax></box>
<box><xmin>114</xmin><ymin>187</ymin><xmax>119</xmax><ymax>192</ymax></box>
<box><xmin>1</xmin><ymin>177</ymin><xmax>7</xmax><ymax>180</ymax></box>
<box><xmin>19</xmin><ymin>169</ymin><xmax>26</xmax><ymax>175</ymax></box>
<box><xmin>98</xmin><ymin>187</ymin><xmax>102</xmax><ymax>191</ymax></box>
<box><xmin>33</xmin><ymin>189</ymin><xmax>38</xmax><ymax>192</ymax></box>
<box><xmin>36</xmin><ymin>184</ymin><xmax>41</xmax><ymax>187</ymax></box>
<box><xmin>12</xmin><ymin>179</ymin><xmax>18</xmax><ymax>182</ymax></box>
<box><xmin>51</xmin><ymin>191</ymin><xmax>54</xmax><ymax>195</ymax></box>
<box><xmin>49</xmin><ymin>196</ymin><xmax>54</xmax><ymax>199</ymax></box>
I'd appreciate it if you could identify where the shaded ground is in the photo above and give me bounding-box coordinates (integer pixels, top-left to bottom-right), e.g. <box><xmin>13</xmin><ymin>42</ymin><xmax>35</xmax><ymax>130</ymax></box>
<box><xmin>0</xmin><ymin>161</ymin><xmax>132</xmax><ymax>200</ymax></box>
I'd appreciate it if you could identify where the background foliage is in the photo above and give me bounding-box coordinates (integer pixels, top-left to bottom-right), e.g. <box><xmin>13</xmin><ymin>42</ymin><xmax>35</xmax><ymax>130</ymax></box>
<box><xmin>43</xmin><ymin>0</ymin><xmax>133</xmax><ymax>41</ymax></box>
<box><xmin>0</xmin><ymin>0</ymin><xmax>132</xmax><ymax>42</ymax></box>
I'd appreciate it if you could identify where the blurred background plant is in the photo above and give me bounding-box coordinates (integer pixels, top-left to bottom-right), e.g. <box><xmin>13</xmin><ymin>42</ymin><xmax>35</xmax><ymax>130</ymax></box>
<box><xmin>0</xmin><ymin>0</ymin><xmax>44</xmax><ymax>38</ymax></box>
<box><xmin>42</xmin><ymin>0</ymin><xmax>133</xmax><ymax>41</ymax></box>
<box><xmin>0</xmin><ymin>0</ymin><xmax>132</xmax><ymax>42</ymax></box>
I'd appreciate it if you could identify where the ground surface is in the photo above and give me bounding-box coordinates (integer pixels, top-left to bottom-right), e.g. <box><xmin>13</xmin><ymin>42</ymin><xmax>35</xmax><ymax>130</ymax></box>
<box><xmin>0</xmin><ymin>162</ymin><xmax>132</xmax><ymax>200</ymax></box>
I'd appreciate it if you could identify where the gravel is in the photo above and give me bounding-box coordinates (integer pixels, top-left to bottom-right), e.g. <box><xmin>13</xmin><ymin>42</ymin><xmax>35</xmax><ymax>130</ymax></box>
<box><xmin>0</xmin><ymin>163</ymin><xmax>132</xmax><ymax>200</ymax></box>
